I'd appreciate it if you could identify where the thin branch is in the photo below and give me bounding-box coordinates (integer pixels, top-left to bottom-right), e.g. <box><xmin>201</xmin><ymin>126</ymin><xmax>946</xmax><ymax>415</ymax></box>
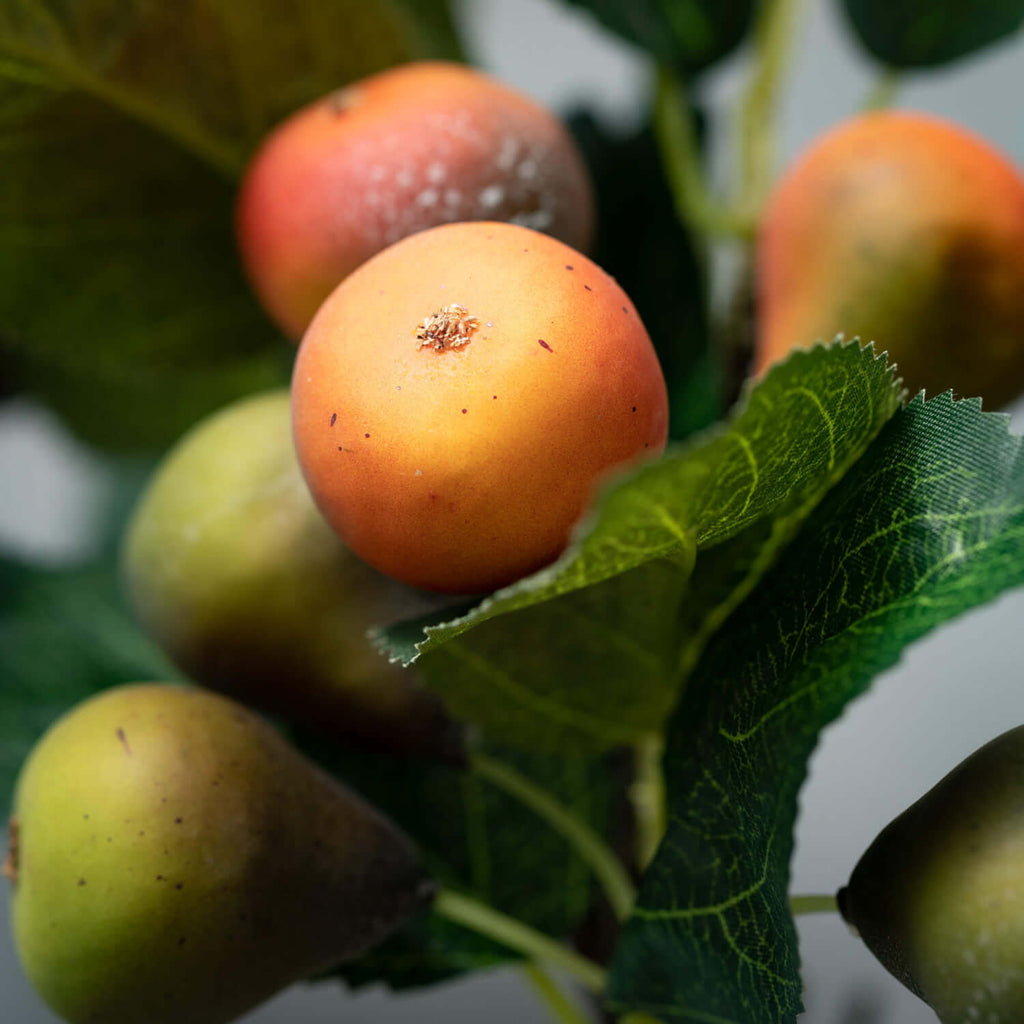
<box><xmin>470</xmin><ymin>750</ymin><xmax>636</xmax><ymax>921</ymax></box>
<box><xmin>790</xmin><ymin>893</ymin><xmax>840</xmax><ymax>916</ymax></box>
<box><xmin>522</xmin><ymin>963</ymin><xmax>595</xmax><ymax>1024</ymax></box>
<box><xmin>433</xmin><ymin>888</ymin><xmax>608</xmax><ymax>994</ymax></box>
<box><xmin>654</xmin><ymin>65</ymin><xmax>756</xmax><ymax>241</ymax></box>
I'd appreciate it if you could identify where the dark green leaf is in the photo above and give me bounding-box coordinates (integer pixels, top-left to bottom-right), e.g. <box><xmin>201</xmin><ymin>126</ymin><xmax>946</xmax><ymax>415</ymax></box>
<box><xmin>380</xmin><ymin>342</ymin><xmax>903</xmax><ymax>753</ymax></box>
<box><xmin>841</xmin><ymin>0</ymin><xmax>1024</xmax><ymax>67</ymax></box>
<box><xmin>607</xmin><ymin>393</ymin><xmax>1024</xmax><ymax>1022</ymax></box>
<box><xmin>0</xmin><ymin>556</ymin><xmax>181</xmax><ymax>811</ymax></box>
<box><xmin>0</xmin><ymin>0</ymin><xmax>460</xmax><ymax>451</ymax></box>
<box><xmin>298</xmin><ymin>735</ymin><xmax>621</xmax><ymax>991</ymax></box>
<box><xmin>563</xmin><ymin>0</ymin><xmax>758</xmax><ymax>76</ymax></box>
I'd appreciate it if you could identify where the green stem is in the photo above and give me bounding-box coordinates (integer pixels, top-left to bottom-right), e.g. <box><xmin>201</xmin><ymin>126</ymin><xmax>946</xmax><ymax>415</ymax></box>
<box><xmin>862</xmin><ymin>68</ymin><xmax>901</xmax><ymax>111</ymax></box>
<box><xmin>522</xmin><ymin>963</ymin><xmax>595</xmax><ymax>1024</ymax></box>
<box><xmin>433</xmin><ymin>888</ymin><xmax>607</xmax><ymax>994</ymax></box>
<box><xmin>630</xmin><ymin>736</ymin><xmax>667</xmax><ymax>871</ymax></box>
<box><xmin>653</xmin><ymin>65</ymin><xmax>756</xmax><ymax>241</ymax></box>
<box><xmin>470</xmin><ymin>750</ymin><xmax>636</xmax><ymax>921</ymax></box>
<box><xmin>738</xmin><ymin>0</ymin><xmax>807</xmax><ymax>219</ymax></box>
<box><xmin>789</xmin><ymin>893</ymin><xmax>839</xmax><ymax>916</ymax></box>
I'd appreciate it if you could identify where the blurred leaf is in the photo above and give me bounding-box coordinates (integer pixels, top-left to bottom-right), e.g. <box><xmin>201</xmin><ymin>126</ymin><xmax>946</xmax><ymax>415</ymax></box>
<box><xmin>380</xmin><ymin>342</ymin><xmax>904</xmax><ymax>753</ymax></box>
<box><xmin>569</xmin><ymin>112</ymin><xmax>719</xmax><ymax>442</ymax></box>
<box><xmin>563</xmin><ymin>0</ymin><xmax>758</xmax><ymax>76</ymax></box>
<box><xmin>0</xmin><ymin>0</ymin><xmax>460</xmax><ymax>451</ymax></box>
<box><xmin>841</xmin><ymin>0</ymin><xmax>1024</xmax><ymax>67</ymax></box>
<box><xmin>0</xmin><ymin>556</ymin><xmax>181</xmax><ymax>811</ymax></box>
<box><xmin>296</xmin><ymin>735</ymin><xmax>622</xmax><ymax>990</ymax></box>
<box><xmin>607</xmin><ymin>393</ymin><xmax>1024</xmax><ymax>1021</ymax></box>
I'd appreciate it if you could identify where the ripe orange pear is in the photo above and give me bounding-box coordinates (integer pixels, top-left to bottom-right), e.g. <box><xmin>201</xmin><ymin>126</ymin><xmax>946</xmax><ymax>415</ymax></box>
<box><xmin>756</xmin><ymin>111</ymin><xmax>1024</xmax><ymax>406</ymax></box>
<box><xmin>237</xmin><ymin>60</ymin><xmax>595</xmax><ymax>340</ymax></box>
<box><xmin>6</xmin><ymin>684</ymin><xmax>430</xmax><ymax>1024</ymax></box>
<box><xmin>122</xmin><ymin>390</ymin><xmax>459</xmax><ymax>761</ymax></box>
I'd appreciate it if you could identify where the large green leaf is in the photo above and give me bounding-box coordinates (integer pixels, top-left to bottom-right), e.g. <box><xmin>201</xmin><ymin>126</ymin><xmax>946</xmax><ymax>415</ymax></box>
<box><xmin>562</xmin><ymin>0</ymin><xmax>758</xmax><ymax>76</ymax></box>
<box><xmin>607</xmin><ymin>392</ymin><xmax>1024</xmax><ymax>1022</ymax></box>
<box><xmin>840</xmin><ymin>0</ymin><xmax>1024</xmax><ymax>67</ymax></box>
<box><xmin>0</xmin><ymin>0</ymin><xmax>460</xmax><ymax>450</ymax></box>
<box><xmin>380</xmin><ymin>342</ymin><xmax>904</xmax><ymax>752</ymax></box>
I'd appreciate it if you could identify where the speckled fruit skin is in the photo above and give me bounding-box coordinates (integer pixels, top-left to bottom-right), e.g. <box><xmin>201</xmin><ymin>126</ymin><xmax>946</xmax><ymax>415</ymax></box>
<box><xmin>237</xmin><ymin>60</ymin><xmax>595</xmax><ymax>340</ymax></box>
<box><xmin>7</xmin><ymin>684</ymin><xmax>426</xmax><ymax>1024</ymax></box>
<box><xmin>291</xmin><ymin>220</ymin><xmax>669</xmax><ymax>595</ymax></box>
<box><xmin>121</xmin><ymin>390</ymin><xmax>459</xmax><ymax>762</ymax></box>
<box><xmin>755</xmin><ymin>111</ymin><xmax>1024</xmax><ymax>406</ymax></box>
<box><xmin>839</xmin><ymin>726</ymin><xmax>1024</xmax><ymax>1023</ymax></box>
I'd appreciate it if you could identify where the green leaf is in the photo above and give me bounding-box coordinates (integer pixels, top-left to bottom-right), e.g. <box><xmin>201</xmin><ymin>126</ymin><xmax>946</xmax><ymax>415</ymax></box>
<box><xmin>0</xmin><ymin>0</ymin><xmax>460</xmax><ymax>451</ymax></box>
<box><xmin>297</xmin><ymin>735</ymin><xmax>620</xmax><ymax>991</ymax></box>
<box><xmin>380</xmin><ymin>342</ymin><xmax>904</xmax><ymax>753</ymax></box>
<box><xmin>840</xmin><ymin>0</ymin><xmax>1024</xmax><ymax>68</ymax></box>
<box><xmin>607</xmin><ymin>393</ymin><xmax>1024</xmax><ymax>1022</ymax></box>
<box><xmin>0</xmin><ymin>556</ymin><xmax>181</xmax><ymax>812</ymax></box>
<box><xmin>562</xmin><ymin>0</ymin><xmax>758</xmax><ymax>76</ymax></box>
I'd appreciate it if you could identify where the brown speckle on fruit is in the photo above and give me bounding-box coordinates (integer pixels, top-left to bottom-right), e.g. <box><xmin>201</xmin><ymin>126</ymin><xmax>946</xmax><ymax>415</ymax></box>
<box><xmin>415</xmin><ymin>304</ymin><xmax>481</xmax><ymax>350</ymax></box>
<box><xmin>327</xmin><ymin>86</ymin><xmax>361</xmax><ymax>115</ymax></box>
<box><xmin>117</xmin><ymin>728</ymin><xmax>132</xmax><ymax>756</ymax></box>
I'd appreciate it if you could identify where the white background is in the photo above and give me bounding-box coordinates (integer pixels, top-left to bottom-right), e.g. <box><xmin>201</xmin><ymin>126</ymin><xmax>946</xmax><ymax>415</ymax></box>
<box><xmin>4</xmin><ymin>0</ymin><xmax>1024</xmax><ymax>1021</ymax></box>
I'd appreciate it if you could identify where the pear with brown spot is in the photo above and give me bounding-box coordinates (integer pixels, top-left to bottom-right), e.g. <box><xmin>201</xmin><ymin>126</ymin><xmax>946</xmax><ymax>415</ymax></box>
<box><xmin>6</xmin><ymin>684</ymin><xmax>429</xmax><ymax>1024</ymax></box>
<box><xmin>839</xmin><ymin>725</ymin><xmax>1024</xmax><ymax>1023</ymax></box>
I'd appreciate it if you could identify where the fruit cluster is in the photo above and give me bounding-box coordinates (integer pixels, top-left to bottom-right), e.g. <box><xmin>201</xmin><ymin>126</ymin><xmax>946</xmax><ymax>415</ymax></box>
<box><xmin>10</xmin><ymin>48</ymin><xmax>1024</xmax><ymax>1024</ymax></box>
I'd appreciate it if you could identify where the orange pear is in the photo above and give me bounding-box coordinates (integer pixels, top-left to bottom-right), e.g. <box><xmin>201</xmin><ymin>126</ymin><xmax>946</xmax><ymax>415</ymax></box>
<box><xmin>756</xmin><ymin>111</ymin><xmax>1024</xmax><ymax>406</ymax></box>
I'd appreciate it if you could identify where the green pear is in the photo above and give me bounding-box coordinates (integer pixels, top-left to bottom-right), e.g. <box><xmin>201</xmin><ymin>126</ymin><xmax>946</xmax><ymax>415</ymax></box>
<box><xmin>6</xmin><ymin>683</ymin><xmax>431</xmax><ymax>1024</ymax></box>
<box><xmin>121</xmin><ymin>389</ymin><xmax>460</xmax><ymax>762</ymax></box>
<box><xmin>839</xmin><ymin>725</ymin><xmax>1024</xmax><ymax>1023</ymax></box>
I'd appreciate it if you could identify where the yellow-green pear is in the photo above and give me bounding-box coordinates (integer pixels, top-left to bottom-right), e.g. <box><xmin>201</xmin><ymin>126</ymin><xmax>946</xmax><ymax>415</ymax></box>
<box><xmin>839</xmin><ymin>725</ymin><xmax>1024</xmax><ymax>1023</ymax></box>
<box><xmin>6</xmin><ymin>683</ymin><xmax>431</xmax><ymax>1024</ymax></box>
<box><xmin>121</xmin><ymin>389</ymin><xmax>460</xmax><ymax>761</ymax></box>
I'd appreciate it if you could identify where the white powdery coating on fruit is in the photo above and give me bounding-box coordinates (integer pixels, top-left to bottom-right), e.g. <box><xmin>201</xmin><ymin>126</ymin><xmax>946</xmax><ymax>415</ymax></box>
<box><xmin>348</xmin><ymin>108</ymin><xmax>576</xmax><ymax>252</ymax></box>
<box><xmin>495</xmin><ymin>136</ymin><xmax>520</xmax><ymax>172</ymax></box>
<box><xmin>517</xmin><ymin>158</ymin><xmax>539</xmax><ymax>181</ymax></box>
<box><xmin>511</xmin><ymin>208</ymin><xmax>555</xmax><ymax>231</ymax></box>
<box><xmin>478</xmin><ymin>184</ymin><xmax>505</xmax><ymax>209</ymax></box>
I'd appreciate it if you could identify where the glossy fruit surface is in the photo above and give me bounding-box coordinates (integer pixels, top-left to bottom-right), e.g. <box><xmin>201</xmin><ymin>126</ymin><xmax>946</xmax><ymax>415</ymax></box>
<box><xmin>839</xmin><ymin>725</ymin><xmax>1024</xmax><ymax>1023</ymax></box>
<box><xmin>291</xmin><ymin>220</ymin><xmax>668</xmax><ymax>594</ymax></box>
<box><xmin>237</xmin><ymin>60</ymin><xmax>595</xmax><ymax>340</ymax></box>
<box><xmin>7</xmin><ymin>684</ymin><xmax>427</xmax><ymax>1024</ymax></box>
<box><xmin>122</xmin><ymin>390</ymin><xmax>459</xmax><ymax>761</ymax></box>
<box><xmin>756</xmin><ymin>111</ymin><xmax>1024</xmax><ymax>406</ymax></box>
